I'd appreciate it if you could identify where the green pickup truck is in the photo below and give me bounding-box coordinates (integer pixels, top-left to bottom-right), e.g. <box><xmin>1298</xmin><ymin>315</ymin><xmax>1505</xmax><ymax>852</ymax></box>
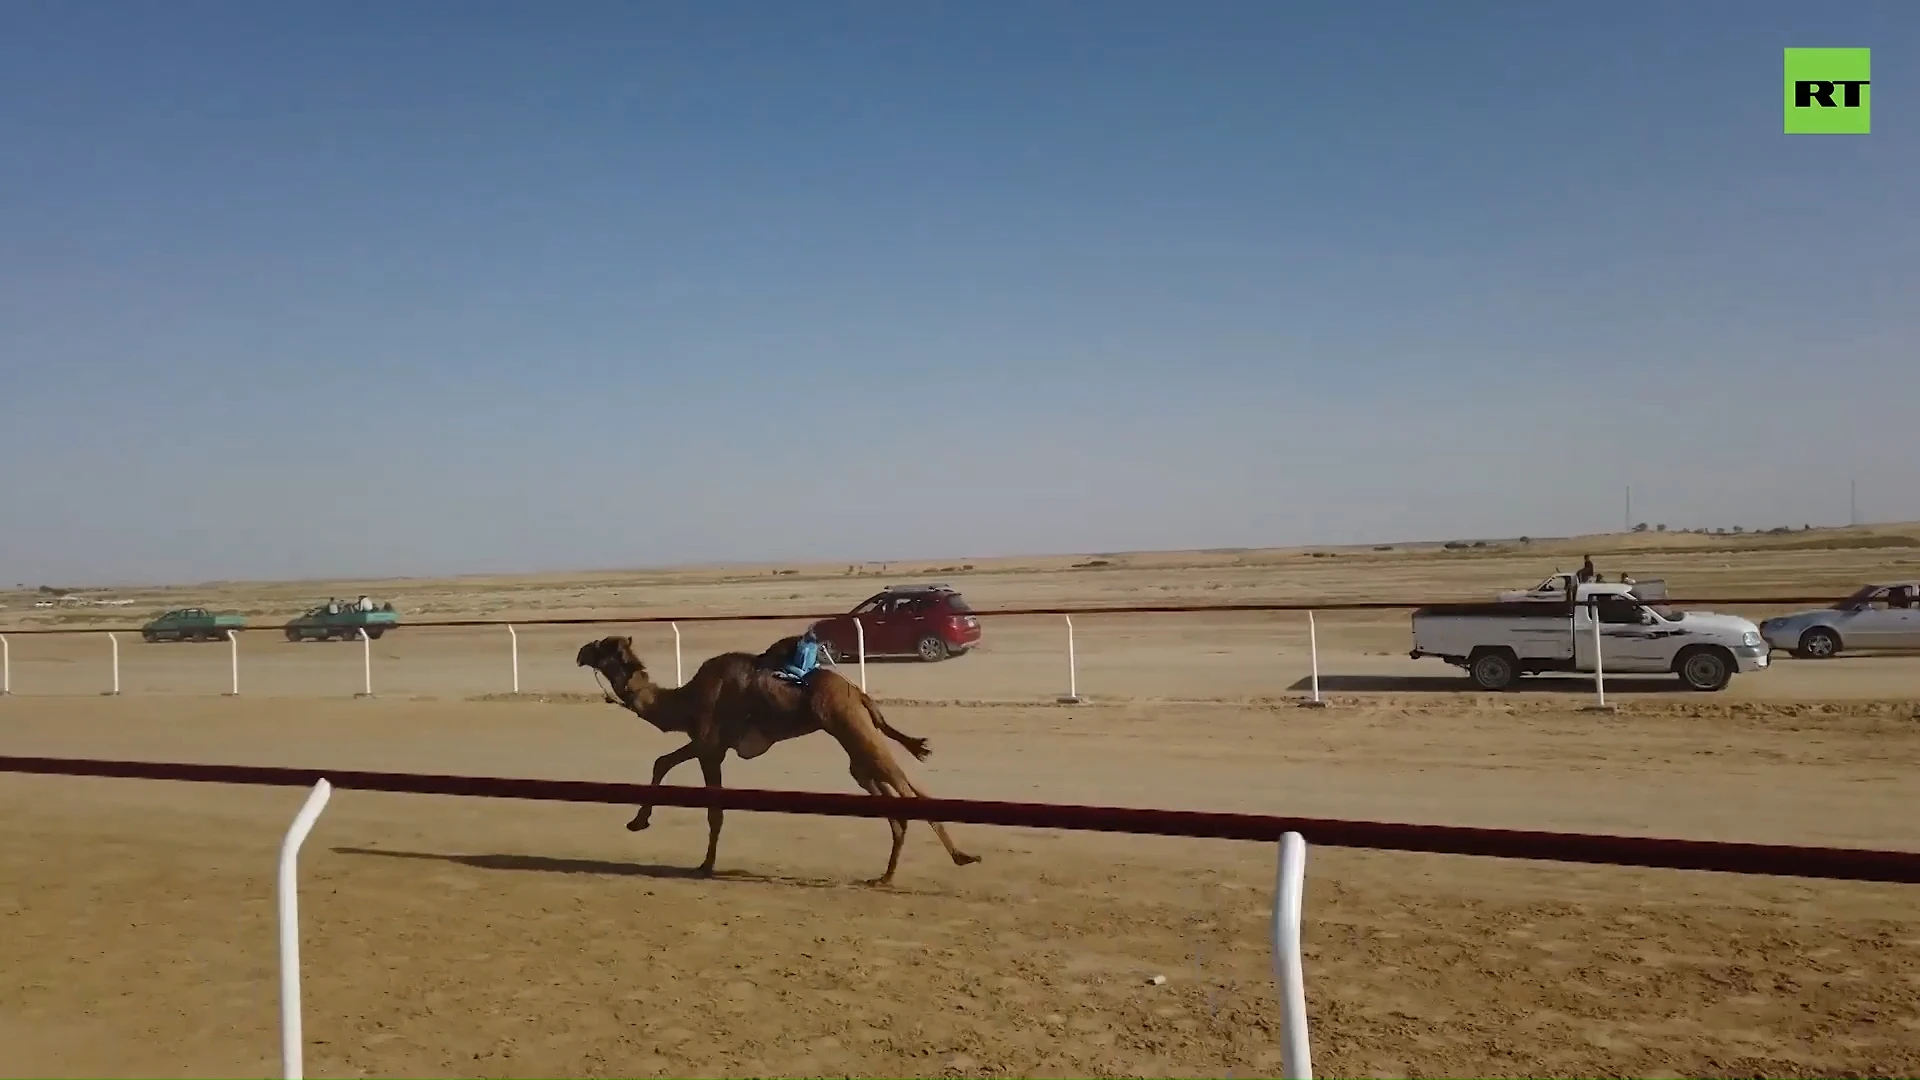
<box><xmin>284</xmin><ymin>601</ymin><xmax>399</xmax><ymax>642</ymax></box>
<box><xmin>141</xmin><ymin>608</ymin><xmax>247</xmax><ymax>642</ymax></box>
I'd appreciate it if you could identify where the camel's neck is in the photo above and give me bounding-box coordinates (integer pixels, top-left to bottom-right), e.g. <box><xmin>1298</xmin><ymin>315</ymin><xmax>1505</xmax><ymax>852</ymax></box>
<box><xmin>607</xmin><ymin>663</ymin><xmax>690</xmax><ymax>733</ymax></box>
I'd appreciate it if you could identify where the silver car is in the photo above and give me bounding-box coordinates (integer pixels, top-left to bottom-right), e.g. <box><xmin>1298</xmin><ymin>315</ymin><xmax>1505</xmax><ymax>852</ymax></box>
<box><xmin>1758</xmin><ymin>581</ymin><xmax>1920</xmax><ymax>658</ymax></box>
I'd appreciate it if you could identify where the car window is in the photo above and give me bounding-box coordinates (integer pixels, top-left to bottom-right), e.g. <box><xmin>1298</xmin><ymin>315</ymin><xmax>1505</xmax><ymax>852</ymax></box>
<box><xmin>944</xmin><ymin>594</ymin><xmax>972</xmax><ymax>612</ymax></box>
<box><xmin>1595</xmin><ymin>596</ymin><xmax>1643</xmax><ymax>624</ymax></box>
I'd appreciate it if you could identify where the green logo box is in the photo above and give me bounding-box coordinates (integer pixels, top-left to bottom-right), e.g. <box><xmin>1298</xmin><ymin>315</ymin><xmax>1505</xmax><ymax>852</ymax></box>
<box><xmin>1784</xmin><ymin>48</ymin><xmax>1871</xmax><ymax>134</ymax></box>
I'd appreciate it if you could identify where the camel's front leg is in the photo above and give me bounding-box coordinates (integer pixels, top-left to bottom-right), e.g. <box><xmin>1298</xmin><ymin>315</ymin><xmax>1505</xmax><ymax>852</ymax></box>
<box><xmin>697</xmin><ymin>753</ymin><xmax>726</xmax><ymax>875</ymax></box>
<box><xmin>628</xmin><ymin>742</ymin><xmax>699</xmax><ymax>832</ymax></box>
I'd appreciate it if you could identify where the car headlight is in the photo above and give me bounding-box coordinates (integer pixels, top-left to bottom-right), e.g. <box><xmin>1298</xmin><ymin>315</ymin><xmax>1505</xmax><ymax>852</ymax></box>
<box><xmin>1743</xmin><ymin>631</ymin><xmax>1762</xmax><ymax>647</ymax></box>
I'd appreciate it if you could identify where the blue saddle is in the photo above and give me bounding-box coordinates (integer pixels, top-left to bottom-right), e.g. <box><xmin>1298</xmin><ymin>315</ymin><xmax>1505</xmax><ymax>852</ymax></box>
<box><xmin>773</xmin><ymin>635</ymin><xmax>821</xmax><ymax>685</ymax></box>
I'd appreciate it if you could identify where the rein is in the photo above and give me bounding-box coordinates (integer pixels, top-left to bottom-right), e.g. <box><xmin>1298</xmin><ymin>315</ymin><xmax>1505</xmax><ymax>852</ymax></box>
<box><xmin>589</xmin><ymin>661</ymin><xmax>632</xmax><ymax>709</ymax></box>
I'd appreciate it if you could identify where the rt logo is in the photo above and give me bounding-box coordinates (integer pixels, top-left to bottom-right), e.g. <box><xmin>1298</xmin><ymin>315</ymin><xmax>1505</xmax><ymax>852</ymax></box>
<box><xmin>1784</xmin><ymin>48</ymin><xmax>1870</xmax><ymax>134</ymax></box>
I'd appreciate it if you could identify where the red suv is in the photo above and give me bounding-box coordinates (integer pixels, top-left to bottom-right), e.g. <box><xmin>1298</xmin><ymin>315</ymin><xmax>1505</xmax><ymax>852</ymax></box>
<box><xmin>809</xmin><ymin>584</ymin><xmax>982</xmax><ymax>663</ymax></box>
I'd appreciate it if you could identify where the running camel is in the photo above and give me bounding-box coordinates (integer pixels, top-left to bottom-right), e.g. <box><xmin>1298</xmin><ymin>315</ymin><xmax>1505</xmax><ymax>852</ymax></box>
<box><xmin>574</xmin><ymin>635</ymin><xmax>981</xmax><ymax>886</ymax></box>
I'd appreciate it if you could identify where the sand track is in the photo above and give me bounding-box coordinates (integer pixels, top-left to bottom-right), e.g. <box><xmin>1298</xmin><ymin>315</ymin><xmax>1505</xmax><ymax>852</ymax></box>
<box><xmin>3</xmin><ymin>542</ymin><xmax>1919</xmax><ymax>1076</ymax></box>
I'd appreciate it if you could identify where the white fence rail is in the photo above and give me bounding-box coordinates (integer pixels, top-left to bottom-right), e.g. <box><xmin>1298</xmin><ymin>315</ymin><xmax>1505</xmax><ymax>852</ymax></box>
<box><xmin>854</xmin><ymin>617</ymin><xmax>867</xmax><ymax>691</ymax></box>
<box><xmin>266</xmin><ymin>780</ymin><xmax>1314</xmax><ymax>1080</ymax></box>
<box><xmin>278</xmin><ymin>780</ymin><xmax>331</xmax><ymax>1080</ymax></box>
<box><xmin>0</xmin><ymin>613</ymin><xmax>1335</xmax><ymax>706</ymax></box>
<box><xmin>1300</xmin><ymin>612</ymin><xmax>1326</xmax><ymax>708</ymax></box>
<box><xmin>355</xmin><ymin>628</ymin><xmax>373</xmax><ymax>698</ymax></box>
<box><xmin>1059</xmin><ymin>614</ymin><xmax>1081</xmax><ymax>703</ymax></box>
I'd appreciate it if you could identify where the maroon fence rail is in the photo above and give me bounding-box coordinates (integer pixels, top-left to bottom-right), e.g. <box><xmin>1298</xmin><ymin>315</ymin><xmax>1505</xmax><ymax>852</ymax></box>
<box><xmin>0</xmin><ymin>595</ymin><xmax>1848</xmax><ymax>635</ymax></box>
<box><xmin>2</xmin><ymin>755</ymin><xmax>1916</xmax><ymax>884</ymax></box>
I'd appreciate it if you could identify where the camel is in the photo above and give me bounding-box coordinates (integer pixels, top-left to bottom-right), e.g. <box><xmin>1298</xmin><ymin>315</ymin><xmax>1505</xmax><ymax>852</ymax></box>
<box><xmin>573</xmin><ymin>635</ymin><xmax>980</xmax><ymax>886</ymax></box>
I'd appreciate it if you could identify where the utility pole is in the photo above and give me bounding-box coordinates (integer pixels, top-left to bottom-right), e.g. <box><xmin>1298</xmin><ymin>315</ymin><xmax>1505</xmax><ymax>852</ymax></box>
<box><xmin>1850</xmin><ymin>478</ymin><xmax>1859</xmax><ymax>527</ymax></box>
<box><xmin>1624</xmin><ymin>486</ymin><xmax>1632</xmax><ymax>532</ymax></box>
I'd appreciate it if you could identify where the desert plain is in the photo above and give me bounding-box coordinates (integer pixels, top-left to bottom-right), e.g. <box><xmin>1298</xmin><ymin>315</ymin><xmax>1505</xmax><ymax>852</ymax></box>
<box><xmin>1</xmin><ymin>527</ymin><xmax>1918</xmax><ymax>1078</ymax></box>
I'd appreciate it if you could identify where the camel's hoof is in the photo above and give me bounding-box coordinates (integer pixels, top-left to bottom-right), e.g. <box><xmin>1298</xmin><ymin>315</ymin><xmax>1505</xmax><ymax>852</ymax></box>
<box><xmin>696</xmin><ymin>864</ymin><xmax>716</xmax><ymax>878</ymax></box>
<box><xmin>953</xmin><ymin>852</ymin><xmax>982</xmax><ymax>867</ymax></box>
<box><xmin>625</xmin><ymin>817</ymin><xmax>651</xmax><ymax>832</ymax></box>
<box><xmin>864</xmin><ymin>876</ymin><xmax>896</xmax><ymax>888</ymax></box>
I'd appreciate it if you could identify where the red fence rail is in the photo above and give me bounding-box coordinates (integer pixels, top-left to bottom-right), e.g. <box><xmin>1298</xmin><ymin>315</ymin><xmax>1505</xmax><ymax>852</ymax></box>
<box><xmin>3</xmin><ymin>755</ymin><xmax>1916</xmax><ymax>884</ymax></box>
<box><xmin>0</xmin><ymin>595</ymin><xmax>1847</xmax><ymax>636</ymax></box>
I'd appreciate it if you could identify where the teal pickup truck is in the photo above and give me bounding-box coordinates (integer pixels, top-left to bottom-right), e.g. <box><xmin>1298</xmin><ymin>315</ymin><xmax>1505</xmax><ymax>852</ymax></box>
<box><xmin>141</xmin><ymin>608</ymin><xmax>247</xmax><ymax>643</ymax></box>
<box><xmin>284</xmin><ymin>601</ymin><xmax>399</xmax><ymax>642</ymax></box>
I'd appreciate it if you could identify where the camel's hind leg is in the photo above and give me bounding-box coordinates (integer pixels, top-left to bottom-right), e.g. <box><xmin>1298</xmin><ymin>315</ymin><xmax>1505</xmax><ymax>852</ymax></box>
<box><xmin>871</xmin><ymin>761</ymin><xmax>981</xmax><ymax>868</ymax></box>
<box><xmin>696</xmin><ymin>753</ymin><xmax>726</xmax><ymax>875</ymax></box>
<box><xmin>851</xmin><ymin>765</ymin><xmax>908</xmax><ymax>887</ymax></box>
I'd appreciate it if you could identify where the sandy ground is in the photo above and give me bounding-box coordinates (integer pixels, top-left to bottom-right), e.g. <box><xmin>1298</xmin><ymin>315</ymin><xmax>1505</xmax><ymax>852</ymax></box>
<box><xmin>2</xmin><ymin>535</ymin><xmax>1919</xmax><ymax>1077</ymax></box>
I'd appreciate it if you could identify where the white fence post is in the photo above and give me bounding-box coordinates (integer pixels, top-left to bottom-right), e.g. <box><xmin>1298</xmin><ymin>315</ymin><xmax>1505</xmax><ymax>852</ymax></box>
<box><xmin>105</xmin><ymin>632</ymin><xmax>121</xmax><ymax>696</ymax></box>
<box><xmin>279</xmin><ymin>779</ymin><xmax>332</xmax><ymax>1080</ymax></box>
<box><xmin>355</xmin><ymin>628</ymin><xmax>373</xmax><ymax>698</ymax></box>
<box><xmin>1274</xmin><ymin>831</ymin><xmax>1313</xmax><ymax>1080</ymax></box>
<box><xmin>1058</xmin><ymin>615</ymin><xmax>1081</xmax><ymax>704</ymax></box>
<box><xmin>1584</xmin><ymin>600</ymin><xmax>1613</xmax><ymax>713</ymax></box>
<box><xmin>1300</xmin><ymin>612</ymin><xmax>1327</xmax><ymax>708</ymax></box>
<box><xmin>671</xmin><ymin>622</ymin><xmax>682</xmax><ymax>688</ymax></box>
<box><xmin>854</xmin><ymin>618</ymin><xmax>867</xmax><ymax>692</ymax></box>
<box><xmin>225</xmin><ymin>630</ymin><xmax>240</xmax><ymax>697</ymax></box>
<box><xmin>0</xmin><ymin>634</ymin><xmax>9</xmax><ymax>695</ymax></box>
<box><xmin>507</xmin><ymin>624</ymin><xmax>520</xmax><ymax>694</ymax></box>
<box><xmin>1592</xmin><ymin>604</ymin><xmax>1606</xmax><ymax>707</ymax></box>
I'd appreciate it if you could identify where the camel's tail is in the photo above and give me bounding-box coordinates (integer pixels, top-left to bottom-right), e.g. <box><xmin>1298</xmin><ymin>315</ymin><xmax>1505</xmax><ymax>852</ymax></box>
<box><xmin>863</xmin><ymin>691</ymin><xmax>931</xmax><ymax>761</ymax></box>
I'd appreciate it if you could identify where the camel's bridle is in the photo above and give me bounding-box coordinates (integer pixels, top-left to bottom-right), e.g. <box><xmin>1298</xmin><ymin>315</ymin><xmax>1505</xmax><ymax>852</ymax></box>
<box><xmin>587</xmin><ymin>647</ymin><xmax>637</xmax><ymax>710</ymax></box>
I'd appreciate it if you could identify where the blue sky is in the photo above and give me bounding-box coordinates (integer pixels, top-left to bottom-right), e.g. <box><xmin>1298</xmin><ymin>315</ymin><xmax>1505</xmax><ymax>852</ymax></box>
<box><xmin>1</xmin><ymin>2</ymin><xmax>1915</xmax><ymax>584</ymax></box>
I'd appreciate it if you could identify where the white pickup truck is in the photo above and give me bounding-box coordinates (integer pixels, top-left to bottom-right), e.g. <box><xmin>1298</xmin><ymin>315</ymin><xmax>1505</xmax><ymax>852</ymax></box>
<box><xmin>1410</xmin><ymin>581</ymin><xmax>1768</xmax><ymax>692</ymax></box>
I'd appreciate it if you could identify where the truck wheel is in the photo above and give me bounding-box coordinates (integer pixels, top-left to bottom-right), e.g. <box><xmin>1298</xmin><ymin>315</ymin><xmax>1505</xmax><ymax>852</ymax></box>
<box><xmin>916</xmin><ymin>635</ymin><xmax>949</xmax><ymax>662</ymax></box>
<box><xmin>1676</xmin><ymin>646</ymin><xmax>1733</xmax><ymax>692</ymax></box>
<box><xmin>143</xmin><ymin>632</ymin><xmax>158</xmax><ymax>643</ymax></box>
<box><xmin>286</xmin><ymin>629</ymin><xmax>301</xmax><ymax>642</ymax></box>
<box><xmin>365</xmin><ymin>628</ymin><xmax>384</xmax><ymax>640</ymax></box>
<box><xmin>1467</xmin><ymin>648</ymin><xmax>1518</xmax><ymax>691</ymax></box>
<box><xmin>1794</xmin><ymin>627</ymin><xmax>1840</xmax><ymax>659</ymax></box>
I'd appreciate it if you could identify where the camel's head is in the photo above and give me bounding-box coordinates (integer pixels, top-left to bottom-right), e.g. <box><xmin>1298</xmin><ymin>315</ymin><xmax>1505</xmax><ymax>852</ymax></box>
<box><xmin>575</xmin><ymin>635</ymin><xmax>646</xmax><ymax>679</ymax></box>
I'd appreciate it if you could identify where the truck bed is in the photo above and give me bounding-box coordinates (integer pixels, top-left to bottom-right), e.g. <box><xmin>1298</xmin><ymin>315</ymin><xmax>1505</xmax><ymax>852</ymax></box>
<box><xmin>1411</xmin><ymin>603</ymin><xmax>1577</xmax><ymax>669</ymax></box>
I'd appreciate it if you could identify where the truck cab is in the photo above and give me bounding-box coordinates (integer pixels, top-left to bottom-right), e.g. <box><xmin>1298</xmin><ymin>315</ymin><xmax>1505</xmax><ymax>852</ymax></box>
<box><xmin>1411</xmin><ymin>583</ymin><xmax>1767</xmax><ymax>692</ymax></box>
